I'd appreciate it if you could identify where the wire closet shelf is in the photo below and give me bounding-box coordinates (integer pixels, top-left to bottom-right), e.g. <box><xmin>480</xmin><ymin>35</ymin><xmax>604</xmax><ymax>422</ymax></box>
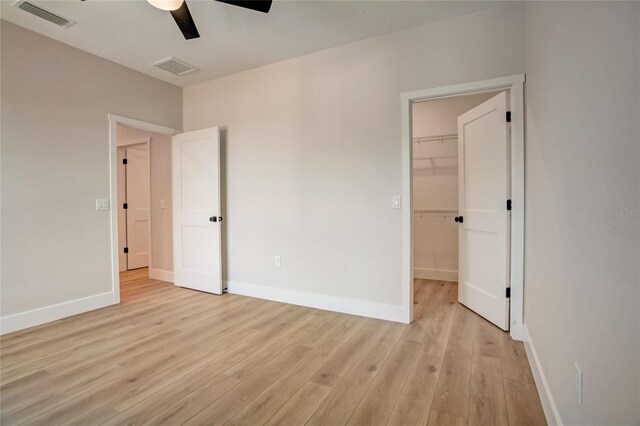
<box><xmin>412</xmin><ymin>133</ymin><xmax>458</xmax><ymax>145</ymax></box>
<box><xmin>414</xmin><ymin>209</ymin><xmax>458</xmax><ymax>219</ymax></box>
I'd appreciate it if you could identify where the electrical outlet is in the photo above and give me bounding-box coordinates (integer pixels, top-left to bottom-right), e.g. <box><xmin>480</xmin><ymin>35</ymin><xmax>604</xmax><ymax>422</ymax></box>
<box><xmin>574</xmin><ymin>363</ymin><xmax>583</xmax><ymax>405</ymax></box>
<box><xmin>274</xmin><ymin>256</ymin><xmax>281</xmax><ymax>268</ymax></box>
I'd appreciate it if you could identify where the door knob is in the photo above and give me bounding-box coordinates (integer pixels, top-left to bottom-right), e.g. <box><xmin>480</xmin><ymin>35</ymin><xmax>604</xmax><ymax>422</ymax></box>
<box><xmin>209</xmin><ymin>216</ymin><xmax>223</xmax><ymax>223</ymax></box>
<box><xmin>454</xmin><ymin>216</ymin><xmax>464</xmax><ymax>223</ymax></box>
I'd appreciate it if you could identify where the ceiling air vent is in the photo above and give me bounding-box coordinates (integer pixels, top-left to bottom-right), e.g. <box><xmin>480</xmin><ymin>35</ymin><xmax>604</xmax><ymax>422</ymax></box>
<box><xmin>152</xmin><ymin>57</ymin><xmax>199</xmax><ymax>76</ymax></box>
<box><xmin>13</xmin><ymin>0</ymin><xmax>76</xmax><ymax>28</ymax></box>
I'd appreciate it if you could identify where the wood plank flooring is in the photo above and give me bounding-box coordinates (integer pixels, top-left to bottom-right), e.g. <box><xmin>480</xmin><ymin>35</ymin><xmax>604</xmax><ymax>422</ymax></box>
<box><xmin>0</xmin><ymin>270</ymin><xmax>546</xmax><ymax>425</ymax></box>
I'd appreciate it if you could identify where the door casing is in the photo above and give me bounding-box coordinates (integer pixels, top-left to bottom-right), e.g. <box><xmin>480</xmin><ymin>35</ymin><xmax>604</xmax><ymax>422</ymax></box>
<box><xmin>400</xmin><ymin>74</ymin><xmax>525</xmax><ymax>340</ymax></box>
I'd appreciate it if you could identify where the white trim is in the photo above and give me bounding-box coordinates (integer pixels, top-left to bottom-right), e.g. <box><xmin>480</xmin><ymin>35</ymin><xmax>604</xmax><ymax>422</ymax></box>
<box><xmin>400</xmin><ymin>75</ymin><xmax>525</xmax><ymax>103</ymax></box>
<box><xmin>149</xmin><ymin>269</ymin><xmax>174</xmax><ymax>283</ymax></box>
<box><xmin>0</xmin><ymin>292</ymin><xmax>113</xmax><ymax>335</ymax></box>
<box><xmin>413</xmin><ymin>268</ymin><xmax>457</xmax><ymax>282</ymax></box>
<box><xmin>226</xmin><ymin>281</ymin><xmax>408</xmax><ymax>323</ymax></box>
<box><xmin>400</xmin><ymin>92</ymin><xmax>413</xmax><ymax>324</ymax></box>
<box><xmin>108</xmin><ymin>114</ymin><xmax>181</xmax><ymax>304</ymax></box>
<box><xmin>508</xmin><ymin>77</ymin><xmax>526</xmax><ymax>340</ymax></box>
<box><xmin>400</xmin><ymin>74</ymin><xmax>526</xmax><ymax>340</ymax></box>
<box><xmin>523</xmin><ymin>325</ymin><xmax>564</xmax><ymax>426</ymax></box>
<box><xmin>108</xmin><ymin>114</ymin><xmax>182</xmax><ymax>136</ymax></box>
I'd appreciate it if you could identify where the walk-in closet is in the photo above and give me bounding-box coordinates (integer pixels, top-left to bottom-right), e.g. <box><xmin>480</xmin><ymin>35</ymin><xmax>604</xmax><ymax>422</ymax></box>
<box><xmin>412</xmin><ymin>93</ymin><xmax>495</xmax><ymax>286</ymax></box>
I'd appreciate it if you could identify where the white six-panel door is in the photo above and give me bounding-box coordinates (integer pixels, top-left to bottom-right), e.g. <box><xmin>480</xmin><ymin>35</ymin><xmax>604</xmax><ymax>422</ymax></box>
<box><xmin>125</xmin><ymin>147</ymin><xmax>150</xmax><ymax>270</ymax></box>
<box><xmin>172</xmin><ymin>127</ymin><xmax>223</xmax><ymax>294</ymax></box>
<box><xmin>457</xmin><ymin>92</ymin><xmax>510</xmax><ymax>330</ymax></box>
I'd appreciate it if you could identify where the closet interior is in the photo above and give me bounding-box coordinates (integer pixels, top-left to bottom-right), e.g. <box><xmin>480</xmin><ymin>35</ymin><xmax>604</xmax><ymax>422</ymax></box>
<box><xmin>411</xmin><ymin>93</ymin><xmax>495</xmax><ymax>284</ymax></box>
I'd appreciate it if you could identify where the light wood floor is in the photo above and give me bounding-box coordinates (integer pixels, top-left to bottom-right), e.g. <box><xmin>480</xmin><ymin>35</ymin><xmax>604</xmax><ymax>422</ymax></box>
<box><xmin>0</xmin><ymin>269</ymin><xmax>546</xmax><ymax>425</ymax></box>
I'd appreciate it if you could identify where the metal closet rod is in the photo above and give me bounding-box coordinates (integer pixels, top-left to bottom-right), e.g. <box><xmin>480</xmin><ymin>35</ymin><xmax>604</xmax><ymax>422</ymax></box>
<box><xmin>414</xmin><ymin>209</ymin><xmax>458</xmax><ymax>216</ymax></box>
<box><xmin>415</xmin><ymin>213</ymin><xmax>458</xmax><ymax>219</ymax></box>
<box><xmin>413</xmin><ymin>133</ymin><xmax>458</xmax><ymax>144</ymax></box>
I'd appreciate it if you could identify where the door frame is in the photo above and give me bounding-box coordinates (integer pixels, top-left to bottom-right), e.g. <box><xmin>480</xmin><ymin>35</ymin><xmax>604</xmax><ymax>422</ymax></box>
<box><xmin>400</xmin><ymin>74</ymin><xmax>525</xmax><ymax>340</ymax></box>
<box><xmin>108</xmin><ymin>114</ymin><xmax>181</xmax><ymax>304</ymax></box>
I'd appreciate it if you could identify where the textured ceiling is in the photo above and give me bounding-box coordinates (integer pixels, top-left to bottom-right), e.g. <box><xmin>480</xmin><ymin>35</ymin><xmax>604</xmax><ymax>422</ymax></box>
<box><xmin>1</xmin><ymin>0</ymin><xmax>495</xmax><ymax>87</ymax></box>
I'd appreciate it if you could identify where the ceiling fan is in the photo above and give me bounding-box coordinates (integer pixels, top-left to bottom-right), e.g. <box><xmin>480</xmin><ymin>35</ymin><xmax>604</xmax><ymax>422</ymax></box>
<box><xmin>146</xmin><ymin>0</ymin><xmax>272</xmax><ymax>40</ymax></box>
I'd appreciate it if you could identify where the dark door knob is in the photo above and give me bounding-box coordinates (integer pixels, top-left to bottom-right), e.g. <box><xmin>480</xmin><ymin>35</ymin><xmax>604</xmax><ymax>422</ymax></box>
<box><xmin>209</xmin><ymin>216</ymin><xmax>223</xmax><ymax>223</ymax></box>
<box><xmin>454</xmin><ymin>216</ymin><xmax>464</xmax><ymax>223</ymax></box>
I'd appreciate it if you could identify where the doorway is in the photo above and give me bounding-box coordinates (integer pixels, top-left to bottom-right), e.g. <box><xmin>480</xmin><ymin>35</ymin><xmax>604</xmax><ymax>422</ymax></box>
<box><xmin>412</xmin><ymin>91</ymin><xmax>508</xmax><ymax>330</ymax></box>
<box><xmin>109</xmin><ymin>115</ymin><xmax>224</xmax><ymax>304</ymax></box>
<box><xmin>116</xmin><ymin>123</ymin><xmax>174</xmax><ymax>301</ymax></box>
<box><xmin>401</xmin><ymin>75</ymin><xmax>525</xmax><ymax>340</ymax></box>
<box><xmin>109</xmin><ymin>115</ymin><xmax>182</xmax><ymax>304</ymax></box>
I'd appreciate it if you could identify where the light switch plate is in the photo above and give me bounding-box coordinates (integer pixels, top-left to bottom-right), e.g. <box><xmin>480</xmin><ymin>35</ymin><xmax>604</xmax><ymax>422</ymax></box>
<box><xmin>96</xmin><ymin>199</ymin><xmax>110</xmax><ymax>211</ymax></box>
<box><xmin>392</xmin><ymin>195</ymin><xmax>401</xmax><ymax>209</ymax></box>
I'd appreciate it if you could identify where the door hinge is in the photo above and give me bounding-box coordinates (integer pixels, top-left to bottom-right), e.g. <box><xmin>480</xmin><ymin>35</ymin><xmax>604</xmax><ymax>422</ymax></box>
<box><xmin>123</xmin><ymin>203</ymin><xmax>128</xmax><ymax>209</ymax></box>
<box><xmin>124</xmin><ymin>247</ymin><xmax>129</xmax><ymax>254</ymax></box>
<box><xmin>122</xmin><ymin>158</ymin><xmax>128</xmax><ymax>165</ymax></box>
<box><xmin>506</xmin><ymin>111</ymin><xmax>512</xmax><ymax>123</ymax></box>
<box><xmin>507</xmin><ymin>199</ymin><xmax>512</xmax><ymax>211</ymax></box>
<box><xmin>506</xmin><ymin>287</ymin><xmax>511</xmax><ymax>298</ymax></box>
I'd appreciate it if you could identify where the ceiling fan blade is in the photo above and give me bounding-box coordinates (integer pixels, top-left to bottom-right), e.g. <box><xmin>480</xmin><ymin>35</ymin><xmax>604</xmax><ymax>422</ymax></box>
<box><xmin>215</xmin><ymin>0</ymin><xmax>272</xmax><ymax>14</ymax></box>
<box><xmin>170</xmin><ymin>1</ymin><xmax>200</xmax><ymax>40</ymax></box>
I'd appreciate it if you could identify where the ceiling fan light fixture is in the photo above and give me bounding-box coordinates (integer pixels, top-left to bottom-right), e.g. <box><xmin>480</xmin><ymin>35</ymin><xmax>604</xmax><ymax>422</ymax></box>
<box><xmin>146</xmin><ymin>0</ymin><xmax>184</xmax><ymax>11</ymax></box>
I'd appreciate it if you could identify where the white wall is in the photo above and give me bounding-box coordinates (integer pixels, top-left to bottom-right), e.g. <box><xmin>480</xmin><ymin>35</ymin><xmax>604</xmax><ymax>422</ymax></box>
<box><xmin>523</xmin><ymin>2</ymin><xmax>640</xmax><ymax>425</ymax></box>
<box><xmin>116</xmin><ymin>125</ymin><xmax>174</xmax><ymax>277</ymax></box>
<box><xmin>411</xmin><ymin>93</ymin><xmax>494</xmax><ymax>281</ymax></box>
<box><xmin>183</xmin><ymin>4</ymin><xmax>525</xmax><ymax>316</ymax></box>
<box><xmin>0</xmin><ymin>21</ymin><xmax>182</xmax><ymax>331</ymax></box>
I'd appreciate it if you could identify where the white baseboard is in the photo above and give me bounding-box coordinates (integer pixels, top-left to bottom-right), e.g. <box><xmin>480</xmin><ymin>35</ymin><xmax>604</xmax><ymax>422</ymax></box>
<box><xmin>414</xmin><ymin>267</ymin><xmax>458</xmax><ymax>282</ymax></box>
<box><xmin>523</xmin><ymin>325</ymin><xmax>563</xmax><ymax>426</ymax></box>
<box><xmin>226</xmin><ymin>281</ymin><xmax>408</xmax><ymax>323</ymax></box>
<box><xmin>0</xmin><ymin>292</ymin><xmax>114</xmax><ymax>335</ymax></box>
<box><xmin>149</xmin><ymin>269</ymin><xmax>174</xmax><ymax>283</ymax></box>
